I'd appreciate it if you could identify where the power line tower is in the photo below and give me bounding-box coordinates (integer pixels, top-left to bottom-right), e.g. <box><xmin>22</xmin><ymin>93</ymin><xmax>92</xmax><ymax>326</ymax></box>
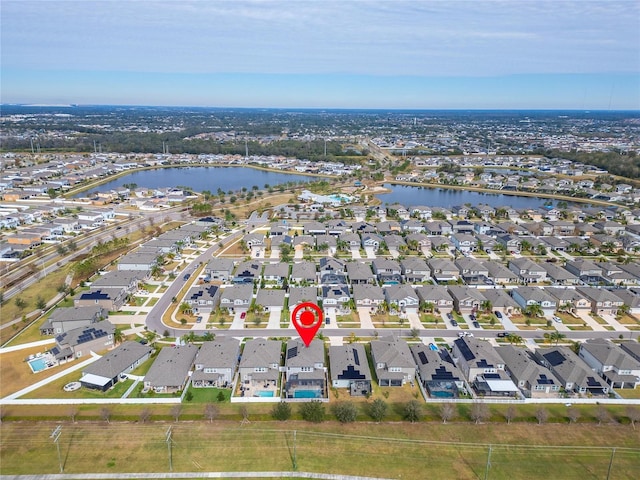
<box><xmin>165</xmin><ymin>426</ymin><xmax>173</xmax><ymax>472</ymax></box>
<box><xmin>50</xmin><ymin>425</ymin><xmax>63</xmax><ymax>473</ymax></box>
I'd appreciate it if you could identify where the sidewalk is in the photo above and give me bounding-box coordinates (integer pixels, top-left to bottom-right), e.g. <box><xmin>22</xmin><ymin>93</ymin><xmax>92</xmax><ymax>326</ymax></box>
<box><xmin>0</xmin><ymin>338</ymin><xmax>55</xmax><ymax>354</ymax></box>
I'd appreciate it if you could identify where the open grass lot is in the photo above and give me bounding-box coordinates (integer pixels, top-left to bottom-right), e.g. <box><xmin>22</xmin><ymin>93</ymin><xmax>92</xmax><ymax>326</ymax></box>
<box><xmin>0</xmin><ymin>421</ymin><xmax>638</xmax><ymax>478</ymax></box>
<box><xmin>0</xmin><ymin>345</ymin><xmax>63</xmax><ymax>397</ymax></box>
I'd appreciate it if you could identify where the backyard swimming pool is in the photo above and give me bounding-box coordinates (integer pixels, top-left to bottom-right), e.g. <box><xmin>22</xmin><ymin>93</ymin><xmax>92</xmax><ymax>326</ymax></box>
<box><xmin>28</xmin><ymin>357</ymin><xmax>48</xmax><ymax>373</ymax></box>
<box><xmin>293</xmin><ymin>389</ymin><xmax>322</xmax><ymax>399</ymax></box>
<box><xmin>256</xmin><ymin>391</ymin><xmax>275</xmax><ymax>397</ymax></box>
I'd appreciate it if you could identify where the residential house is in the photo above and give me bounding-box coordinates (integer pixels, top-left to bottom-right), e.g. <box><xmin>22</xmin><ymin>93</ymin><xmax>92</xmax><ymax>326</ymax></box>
<box><xmin>74</xmin><ymin>288</ymin><xmax>127</xmax><ymax>311</ymax></box>
<box><xmin>383</xmin><ymin>234</ymin><xmax>407</xmax><ymax>251</ymax></box>
<box><xmin>40</xmin><ymin>305</ymin><xmax>108</xmax><ymax>335</ymax></box>
<box><xmin>284</xmin><ymin>339</ymin><xmax>327</xmax><ymax>399</ymax></box>
<box><xmin>290</xmin><ymin>261</ymin><xmax>317</xmax><ymax>285</ymax></box>
<box><xmin>263</xmin><ymin>263</ymin><xmax>290</xmax><ymax>286</ymax></box>
<box><xmin>455</xmin><ymin>257</ymin><xmax>490</xmax><ymax>285</ymax></box>
<box><xmin>233</xmin><ymin>260</ymin><xmax>261</xmax><ymax>284</ymax></box>
<box><xmin>50</xmin><ymin>320</ymin><xmax>116</xmax><ymax>362</ymax></box>
<box><xmin>405</xmin><ymin>232</ymin><xmax>431</xmax><ymax>250</ymax></box>
<box><xmin>579</xmin><ymin>339</ymin><xmax>640</xmax><ymax>389</ymax></box>
<box><xmin>400</xmin><ymin>257</ymin><xmax>431</xmax><ymax>283</ymax></box>
<box><xmin>185</xmin><ymin>285</ymin><xmax>221</xmax><ymax>314</ymax></box>
<box><xmin>192</xmin><ymin>337</ymin><xmax>241</xmax><ymax>388</ymax></box>
<box><xmin>427</xmin><ymin>258</ymin><xmax>459</xmax><ymax>283</ymax></box>
<box><xmin>564</xmin><ymin>259</ymin><xmax>607</xmax><ymax>285</ymax></box>
<box><xmin>361</xmin><ymin>233</ymin><xmax>384</xmax><ymax>251</ymax></box>
<box><xmin>594</xmin><ymin>221</ymin><xmax>625</xmax><ymax>236</ymax></box>
<box><xmin>545</xmin><ymin>287</ymin><xmax>591</xmax><ymax>313</ymax></box>
<box><xmin>144</xmin><ymin>344</ymin><xmax>199</xmax><ymax>394</ymax></box>
<box><xmin>510</xmin><ymin>286</ymin><xmax>557</xmax><ymax>317</ymax></box>
<box><xmin>117</xmin><ymin>250</ymin><xmax>158</xmax><ymax>272</ymax></box>
<box><xmin>576</xmin><ymin>287</ymin><xmax>624</xmax><ymax>316</ymax></box>
<box><xmin>452</xmin><ymin>337</ymin><xmax>518</xmax><ymax>397</ymax></box>
<box><xmin>384</xmin><ymin>284</ymin><xmax>419</xmax><ymax>315</ymax></box>
<box><xmin>205</xmin><ymin>258</ymin><xmax>235</xmax><ymax>282</ymax></box>
<box><xmin>410</xmin><ymin>343</ymin><xmax>464</xmax><ymax>397</ymax></box>
<box><xmin>219</xmin><ymin>284</ymin><xmax>254</xmax><ymax>313</ymax></box>
<box><xmin>447</xmin><ymin>285</ymin><xmax>487</xmax><ymax>314</ymax></box>
<box><xmin>255</xmin><ymin>289</ymin><xmax>286</xmax><ymax>312</ymax></box>
<box><xmin>288</xmin><ymin>286</ymin><xmax>319</xmax><ymax>309</ymax></box>
<box><xmin>91</xmin><ymin>270</ymin><xmax>146</xmax><ymax>294</ymax></box>
<box><xmin>539</xmin><ymin>262</ymin><xmax>579</xmax><ymax>285</ymax></box>
<box><xmin>321</xmin><ymin>285</ymin><xmax>351</xmax><ymax>314</ymax></box>
<box><xmin>497</xmin><ymin>234</ymin><xmax>522</xmax><ymax>253</ymax></box>
<box><xmin>329</xmin><ymin>344</ymin><xmax>372</xmax><ymax>396</ymax></box>
<box><xmin>535</xmin><ymin>347</ymin><xmax>609</xmax><ymax>396</ymax></box>
<box><xmin>482</xmin><ymin>261</ymin><xmax>519</xmax><ymax>285</ymax></box>
<box><xmin>352</xmin><ymin>284</ymin><xmax>385</xmax><ymax>312</ymax></box>
<box><xmin>238</xmin><ymin>338</ymin><xmax>282</xmax><ymax>394</ymax></box>
<box><xmin>370</xmin><ymin>336</ymin><xmax>416</xmax><ymax>386</ymax></box>
<box><xmin>597</xmin><ymin>261</ymin><xmax>636</xmax><ymax>286</ymax></box>
<box><xmin>346</xmin><ymin>261</ymin><xmax>375</xmax><ymax>285</ymax></box>
<box><xmin>480</xmin><ymin>289</ymin><xmax>521</xmax><ymax>315</ymax></box>
<box><xmin>79</xmin><ymin>341</ymin><xmax>153</xmax><ymax>391</ymax></box>
<box><xmin>372</xmin><ymin>258</ymin><xmax>403</xmax><ymax>284</ymax></box>
<box><xmin>452</xmin><ymin>233</ymin><xmax>478</xmax><ymax>253</ymax></box>
<box><xmin>508</xmin><ymin>258</ymin><xmax>547</xmax><ymax>284</ymax></box>
<box><xmin>414</xmin><ymin>285</ymin><xmax>454</xmax><ymax>313</ymax></box>
<box><xmin>496</xmin><ymin>345</ymin><xmax>561</xmax><ymax>398</ymax></box>
<box><xmin>319</xmin><ymin>257</ymin><xmax>346</xmax><ymax>277</ymax></box>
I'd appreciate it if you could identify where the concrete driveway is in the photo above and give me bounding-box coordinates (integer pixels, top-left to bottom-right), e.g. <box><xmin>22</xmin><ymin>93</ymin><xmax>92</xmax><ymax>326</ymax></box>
<box><xmin>357</xmin><ymin>307</ymin><xmax>375</xmax><ymax>329</ymax></box>
<box><xmin>406</xmin><ymin>312</ymin><xmax>423</xmax><ymax>329</ymax></box>
<box><xmin>365</xmin><ymin>247</ymin><xmax>377</xmax><ymax>259</ymax></box>
<box><xmin>230</xmin><ymin>311</ymin><xmax>246</xmax><ymax>329</ymax></box>
<box><xmin>270</xmin><ymin>247</ymin><xmax>280</xmax><ymax>259</ymax></box>
<box><xmin>388</xmin><ymin>248</ymin><xmax>400</xmax><ymax>259</ymax></box>
<box><xmin>421</xmin><ymin>247</ymin><xmax>432</xmax><ymax>258</ymax></box>
<box><xmin>267</xmin><ymin>307</ymin><xmax>282</xmax><ymax>329</ymax></box>
<box><xmin>600</xmin><ymin>313</ymin><xmax>629</xmax><ymax>331</ymax></box>
<box><xmin>350</xmin><ymin>248</ymin><xmax>361</xmax><ymax>259</ymax></box>
<box><xmin>576</xmin><ymin>311</ymin><xmax>607</xmax><ymax>332</ymax></box>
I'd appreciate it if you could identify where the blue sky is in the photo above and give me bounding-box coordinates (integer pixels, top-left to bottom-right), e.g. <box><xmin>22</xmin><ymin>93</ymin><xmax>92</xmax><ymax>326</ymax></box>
<box><xmin>2</xmin><ymin>0</ymin><xmax>639</xmax><ymax>109</ymax></box>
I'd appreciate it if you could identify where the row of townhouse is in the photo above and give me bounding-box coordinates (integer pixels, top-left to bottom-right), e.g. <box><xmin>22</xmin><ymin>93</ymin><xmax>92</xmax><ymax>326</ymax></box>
<box><xmin>91</xmin><ymin>335</ymin><xmax>639</xmax><ymax>399</ymax></box>
<box><xmin>186</xmin><ymin>281</ymin><xmax>640</xmax><ymax>321</ymax></box>
<box><xmin>207</xmin><ymin>254</ymin><xmax>640</xmax><ymax>290</ymax></box>
<box><xmin>452</xmin><ymin>336</ymin><xmax>640</xmax><ymax>398</ymax></box>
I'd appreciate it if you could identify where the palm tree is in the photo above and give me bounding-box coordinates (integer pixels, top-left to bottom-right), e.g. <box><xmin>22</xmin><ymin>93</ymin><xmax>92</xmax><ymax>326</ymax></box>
<box><xmin>113</xmin><ymin>328</ymin><xmax>124</xmax><ymax>345</ymax></box>
<box><xmin>481</xmin><ymin>300</ymin><xmax>493</xmax><ymax>313</ymax></box>
<box><xmin>524</xmin><ymin>304</ymin><xmax>543</xmax><ymax>318</ymax></box>
<box><xmin>179</xmin><ymin>302</ymin><xmax>192</xmax><ymax>315</ymax></box>
<box><xmin>550</xmin><ymin>331</ymin><xmax>566</xmax><ymax>345</ymax></box>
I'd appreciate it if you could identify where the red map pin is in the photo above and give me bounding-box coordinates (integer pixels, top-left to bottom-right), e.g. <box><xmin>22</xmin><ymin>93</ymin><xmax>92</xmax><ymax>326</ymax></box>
<box><xmin>291</xmin><ymin>302</ymin><xmax>323</xmax><ymax>347</ymax></box>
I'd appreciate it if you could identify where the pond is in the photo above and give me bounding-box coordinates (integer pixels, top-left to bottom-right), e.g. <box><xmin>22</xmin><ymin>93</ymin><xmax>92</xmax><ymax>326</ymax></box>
<box><xmin>75</xmin><ymin>167</ymin><xmax>316</xmax><ymax>197</ymax></box>
<box><xmin>376</xmin><ymin>184</ymin><xmax>563</xmax><ymax>210</ymax></box>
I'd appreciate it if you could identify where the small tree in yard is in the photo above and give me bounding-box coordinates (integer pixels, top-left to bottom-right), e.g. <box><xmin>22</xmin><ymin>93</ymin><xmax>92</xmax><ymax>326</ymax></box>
<box><xmin>439</xmin><ymin>403</ymin><xmax>455</xmax><ymax>424</ymax></box>
<box><xmin>139</xmin><ymin>408</ymin><xmax>152</xmax><ymax>423</ymax></box>
<box><xmin>626</xmin><ymin>405</ymin><xmax>640</xmax><ymax>430</ymax></box>
<box><xmin>204</xmin><ymin>403</ymin><xmax>219</xmax><ymax>423</ymax></box>
<box><xmin>217</xmin><ymin>391</ymin><xmax>226</xmax><ymax>402</ymax></box>
<box><xmin>333</xmin><ymin>401</ymin><xmax>358</xmax><ymax>424</ymax></box>
<box><xmin>36</xmin><ymin>296</ymin><xmax>47</xmax><ymax>311</ymax></box>
<box><xmin>171</xmin><ymin>405</ymin><xmax>182</xmax><ymax>422</ymax></box>
<box><xmin>535</xmin><ymin>407</ymin><xmax>549</xmax><ymax>425</ymax></box>
<box><xmin>470</xmin><ymin>402</ymin><xmax>490</xmax><ymax>424</ymax></box>
<box><xmin>100</xmin><ymin>407</ymin><xmax>111</xmax><ymax>424</ymax></box>
<box><xmin>369</xmin><ymin>398</ymin><xmax>388</xmax><ymax>423</ymax></box>
<box><xmin>404</xmin><ymin>400</ymin><xmax>423</xmax><ymax>423</ymax></box>
<box><xmin>271</xmin><ymin>402</ymin><xmax>292</xmax><ymax>421</ymax></box>
<box><xmin>503</xmin><ymin>405</ymin><xmax>517</xmax><ymax>425</ymax></box>
<box><xmin>567</xmin><ymin>407</ymin><xmax>580</xmax><ymax>424</ymax></box>
<box><xmin>300</xmin><ymin>401</ymin><xmax>325</xmax><ymax>423</ymax></box>
<box><xmin>594</xmin><ymin>406</ymin><xmax>610</xmax><ymax>426</ymax></box>
<box><xmin>68</xmin><ymin>406</ymin><xmax>79</xmax><ymax>423</ymax></box>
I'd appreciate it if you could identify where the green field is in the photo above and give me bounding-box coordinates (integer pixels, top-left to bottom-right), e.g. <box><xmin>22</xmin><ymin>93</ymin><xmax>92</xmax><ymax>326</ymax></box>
<box><xmin>1</xmin><ymin>422</ymin><xmax>638</xmax><ymax>478</ymax></box>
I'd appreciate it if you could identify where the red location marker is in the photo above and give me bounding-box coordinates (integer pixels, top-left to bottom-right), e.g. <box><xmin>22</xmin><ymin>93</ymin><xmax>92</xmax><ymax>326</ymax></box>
<box><xmin>291</xmin><ymin>302</ymin><xmax>323</xmax><ymax>347</ymax></box>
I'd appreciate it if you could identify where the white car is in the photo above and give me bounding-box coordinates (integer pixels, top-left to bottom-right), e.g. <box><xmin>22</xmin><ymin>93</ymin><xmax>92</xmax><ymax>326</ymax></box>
<box><xmin>553</xmin><ymin>316</ymin><xmax>562</xmax><ymax>323</ymax></box>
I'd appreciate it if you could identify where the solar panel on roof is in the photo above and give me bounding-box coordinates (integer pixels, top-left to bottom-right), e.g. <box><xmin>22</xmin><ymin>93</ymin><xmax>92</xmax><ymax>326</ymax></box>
<box><xmin>587</xmin><ymin>376</ymin><xmax>602</xmax><ymax>387</ymax></box>
<box><xmin>417</xmin><ymin>351</ymin><xmax>428</xmax><ymax>365</ymax></box>
<box><xmin>431</xmin><ymin>366</ymin><xmax>459</xmax><ymax>381</ymax></box>
<box><xmin>456</xmin><ymin>339</ymin><xmax>475</xmax><ymax>362</ymax></box>
<box><xmin>286</xmin><ymin>346</ymin><xmax>298</xmax><ymax>360</ymax></box>
<box><xmin>544</xmin><ymin>350</ymin><xmax>566</xmax><ymax>367</ymax></box>
<box><xmin>353</xmin><ymin>348</ymin><xmax>360</xmax><ymax>365</ymax></box>
<box><xmin>484</xmin><ymin>373</ymin><xmax>500</xmax><ymax>379</ymax></box>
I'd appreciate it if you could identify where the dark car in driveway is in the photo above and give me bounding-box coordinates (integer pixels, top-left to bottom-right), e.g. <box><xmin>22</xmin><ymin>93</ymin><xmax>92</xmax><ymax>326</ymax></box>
<box><xmin>494</xmin><ymin>311</ymin><xmax>502</xmax><ymax>319</ymax></box>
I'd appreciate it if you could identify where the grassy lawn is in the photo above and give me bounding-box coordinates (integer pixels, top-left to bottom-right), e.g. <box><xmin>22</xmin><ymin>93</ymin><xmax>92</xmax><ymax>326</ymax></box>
<box><xmin>615</xmin><ymin>388</ymin><xmax>640</xmax><ymax>399</ymax></box>
<box><xmin>145</xmin><ymin>297</ymin><xmax>159</xmax><ymax>307</ymax></box>
<box><xmin>1</xmin><ymin>421</ymin><xmax>638</xmax><ymax>477</ymax></box>
<box><xmin>245</xmin><ymin>313</ymin><xmax>268</xmax><ymax>328</ymax></box>
<box><xmin>617</xmin><ymin>313</ymin><xmax>640</xmax><ymax>326</ymax></box>
<box><xmin>185</xmin><ymin>385</ymin><xmax>232</xmax><ymax>403</ymax></box>
<box><xmin>22</xmin><ymin>370</ymin><xmax>133</xmax><ymax>399</ymax></box>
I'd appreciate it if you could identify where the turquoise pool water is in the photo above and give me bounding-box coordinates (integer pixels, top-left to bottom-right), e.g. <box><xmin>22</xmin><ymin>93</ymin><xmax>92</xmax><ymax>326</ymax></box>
<box><xmin>431</xmin><ymin>390</ymin><xmax>455</xmax><ymax>398</ymax></box>
<box><xmin>256</xmin><ymin>391</ymin><xmax>275</xmax><ymax>397</ymax></box>
<box><xmin>28</xmin><ymin>357</ymin><xmax>47</xmax><ymax>373</ymax></box>
<box><xmin>294</xmin><ymin>389</ymin><xmax>322</xmax><ymax>399</ymax></box>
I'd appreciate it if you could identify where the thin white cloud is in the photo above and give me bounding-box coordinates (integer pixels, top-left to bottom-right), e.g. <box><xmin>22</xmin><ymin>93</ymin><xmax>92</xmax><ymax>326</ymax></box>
<box><xmin>1</xmin><ymin>0</ymin><xmax>638</xmax><ymax>77</ymax></box>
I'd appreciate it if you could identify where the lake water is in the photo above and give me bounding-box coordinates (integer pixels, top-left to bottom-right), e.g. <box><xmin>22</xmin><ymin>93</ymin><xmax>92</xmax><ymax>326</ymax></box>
<box><xmin>376</xmin><ymin>184</ymin><xmax>549</xmax><ymax>209</ymax></box>
<box><xmin>76</xmin><ymin>167</ymin><xmax>315</xmax><ymax>197</ymax></box>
